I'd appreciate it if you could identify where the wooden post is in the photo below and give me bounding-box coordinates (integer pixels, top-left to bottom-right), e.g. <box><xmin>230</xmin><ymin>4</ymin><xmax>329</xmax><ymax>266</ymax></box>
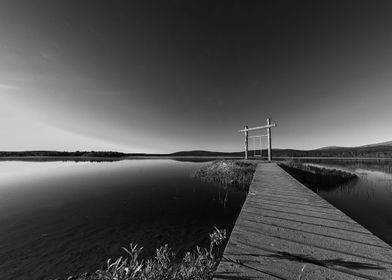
<box><xmin>244</xmin><ymin>125</ymin><xmax>248</xmax><ymax>160</ymax></box>
<box><xmin>267</xmin><ymin>118</ymin><xmax>272</xmax><ymax>161</ymax></box>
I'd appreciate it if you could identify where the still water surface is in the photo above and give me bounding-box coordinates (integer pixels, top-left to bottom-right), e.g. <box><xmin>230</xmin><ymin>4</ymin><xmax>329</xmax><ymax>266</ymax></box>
<box><xmin>0</xmin><ymin>160</ymin><xmax>246</xmax><ymax>279</ymax></box>
<box><xmin>296</xmin><ymin>159</ymin><xmax>392</xmax><ymax>246</ymax></box>
<box><xmin>2</xmin><ymin>159</ymin><xmax>392</xmax><ymax>279</ymax></box>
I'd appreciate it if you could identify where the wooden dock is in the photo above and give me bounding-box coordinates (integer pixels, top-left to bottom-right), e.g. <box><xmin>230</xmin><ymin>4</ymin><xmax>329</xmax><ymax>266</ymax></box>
<box><xmin>214</xmin><ymin>163</ymin><xmax>392</xmax><ymax>280</ymax></box>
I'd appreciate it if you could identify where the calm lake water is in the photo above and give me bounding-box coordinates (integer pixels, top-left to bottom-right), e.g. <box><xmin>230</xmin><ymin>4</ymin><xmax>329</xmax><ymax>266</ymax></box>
<box><xmin>295</xmin><ymin>159</ymin><xmax>392</xmax><ymax>246</ymax></box>
<box><xmin>2</xmin><ymin>159</ymin><xmax>392</xmax><ymax>279</ymax></box>
<box><xmin>0</xmin><ymin>160</ymin><xmax>246</xmax><ymax>280</ymax></box>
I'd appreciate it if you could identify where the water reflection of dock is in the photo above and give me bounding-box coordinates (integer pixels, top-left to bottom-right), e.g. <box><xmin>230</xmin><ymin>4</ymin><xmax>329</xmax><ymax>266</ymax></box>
<box><xmin>214</xmin><ymin>163</ymin><xmax>392</xmax><ymax>280</ymax></box>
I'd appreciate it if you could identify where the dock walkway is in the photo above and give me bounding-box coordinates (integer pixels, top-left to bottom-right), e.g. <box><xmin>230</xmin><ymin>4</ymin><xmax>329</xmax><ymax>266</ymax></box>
<box><xmin>214</xmin><ymin>163</ymin><xmax>392</xmax><ymax>280</ymax></box>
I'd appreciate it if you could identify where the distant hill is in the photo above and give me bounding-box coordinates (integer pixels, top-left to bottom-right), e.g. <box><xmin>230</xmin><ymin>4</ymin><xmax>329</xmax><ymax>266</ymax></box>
<box><xmin>358</xmin><ymin>140</ymin><xmax>392</xmax><ymax>148</ymax></box>
<box><xmin>1</xmin><ymin>140</ymin><xmax>392</xmax><ymax>159</ymax></box>
<box><xmin>170</xmin><ymin>142</ymin><xmax>392</xmax><ymax>159</ymax></box>
<box><xmin>272</xmin><ymin>143</ymin><xmax>392</xmax><ymax>158</ymax></box>
<box><xmin>304</xmin><ymin>141</ymin><xmax>392</xmax><ymax>151</ymax></box>
<box><xmin>315</xmin><ymin>146</ymin><xmax>348</xmax><ymax>151</ymax></box>
<box><xmin>170</xmin><ymin>150</ymin><xmax>242</xmax><ymax>157</ymax></box>
<box><xmin>171</xmin><ymin>141</ymin><xmax>392</xmax><ymax>158</ymax></box>
<box><xmin>0</xmin><ymin>150</ymin><xmax>126</xmax><ymax>158</ymax></box>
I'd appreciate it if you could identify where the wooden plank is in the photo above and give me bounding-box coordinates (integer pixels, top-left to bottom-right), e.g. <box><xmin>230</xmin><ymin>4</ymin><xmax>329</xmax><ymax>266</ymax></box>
<box><xmin>220</xmin><ymin>242</ymin><xmax>370</xmax><ymax>280</ymax></box>
<box><xmin>214</xmin><ymin>163</ymin><xmax>392</xmax><ymax>280</ymax></box>
<box><xmin>241</xmin><ymin>207</ymin><xmax>368</xmax><ymax>233</ymax></box>
<box><xmin>228</xmin><ymin>230</ymin><xmax>392</xmax><ymax>279</ymax></box>
<box><xmin>248</xmin><ymin>195</ymin><xmax>337</xmax><ymax>210</ymax></box>
<box><xmin>236</xmin><ymin>215</ymin><xmax>390</xmax><ymax>249</ymax></box>
<box><xmin>242</xmin><ymin>204</ymin><xmax>362</xmax><ymax>226</ymax></box>
<box><xmin>246</xmin><ymin>199</ymin><xmax>344</xmax><ymax>215</ymax></box>
<box><xmin>233</xmin><ymin>221</ymin><xmax>392</xmax><ymax>264</ymax></box>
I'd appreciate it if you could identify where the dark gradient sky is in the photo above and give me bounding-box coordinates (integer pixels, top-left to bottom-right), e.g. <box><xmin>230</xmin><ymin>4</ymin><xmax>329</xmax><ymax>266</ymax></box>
<box><xmin>1</xmin><ymin>1</ymin><xmax>392</xmax><ymax>153</ymax></box>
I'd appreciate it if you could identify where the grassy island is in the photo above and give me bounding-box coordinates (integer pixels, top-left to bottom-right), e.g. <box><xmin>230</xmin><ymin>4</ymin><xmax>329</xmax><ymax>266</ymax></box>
<box><xmin>194</xmin><ymin>160</ymin><xmax>257</xmax><ymax>191</ymax></box>
<box><xmin>279</xmin><ymin>161</ymin><xmax>358</xmax><ymax>191</ymax></box>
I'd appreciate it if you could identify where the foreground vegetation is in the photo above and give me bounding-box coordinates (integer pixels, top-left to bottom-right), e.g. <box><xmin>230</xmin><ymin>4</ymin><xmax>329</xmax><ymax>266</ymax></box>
<box><xmin>194</xmin><ymin>160</ymin><xmax>257</xmax><ymax>191</ymax></box>
<box><xmin>53</xmin><ymin>228</ymin><xmax>226</xmax><ymax>280</ymax></box>
<box><xmin>279</xmin><ymin>161</ymin><xmax>358</xmax><ymax>191</ymax></box>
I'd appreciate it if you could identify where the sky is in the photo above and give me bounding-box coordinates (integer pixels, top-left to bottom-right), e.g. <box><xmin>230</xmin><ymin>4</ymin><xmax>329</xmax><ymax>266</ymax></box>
<box><xmin>1</xmin><ymin>0</ymin><xmax>392</xmax><ymax>153</ymax></box>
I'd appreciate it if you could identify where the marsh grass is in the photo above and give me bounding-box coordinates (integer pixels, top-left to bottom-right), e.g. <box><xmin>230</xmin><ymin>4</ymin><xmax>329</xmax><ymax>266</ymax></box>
<box><xmin>53</xmin><ymin>228</ymin><xmax>226</xmax><ymax>280</ymax></box>
<box><xmin>279</xmin><ymin>161</ymin><xmax>358</xmax><ymax>191</ymax></box>
<box><xmin>194</xmin><ymin>160</ymin><xmax>257</xmax><ymax>191</ymax></box>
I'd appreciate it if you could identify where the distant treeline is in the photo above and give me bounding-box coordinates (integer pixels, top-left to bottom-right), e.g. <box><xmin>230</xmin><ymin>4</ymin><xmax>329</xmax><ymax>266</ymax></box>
<box><xmin>272</xmin><ymin>145</ymin><xmax>392</xmax><ymax>158</ymax></box>
<box><xmin>1</xmin><ymin>145</ymin><xmax>392</xmax><ymax>158</ymax></box>
<box><xmin>0</xmin><ymin>151</ymin><xmax>127</xmax><ymax>157</ymax></box>
<box><xmin>172</xmin><ymin>146</ymin><xmax>392</xmax><ymax>158</ymax></box>
<box><xmin>0</xmin><ymin>150</ymin><xmax>239</xmax><ymax>158</ymax></box>
<box><xmin>170</xmin><ymin>150</ymin><xmax>241</xmax><ymax>157</ymax></box>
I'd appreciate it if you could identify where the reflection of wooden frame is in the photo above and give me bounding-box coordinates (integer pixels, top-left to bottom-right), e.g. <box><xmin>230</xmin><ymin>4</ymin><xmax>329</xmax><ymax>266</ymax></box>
<box><xmin>239</xmin><ymin>118</ymin><xmax>277</xmax><ymax>161</ymax></box>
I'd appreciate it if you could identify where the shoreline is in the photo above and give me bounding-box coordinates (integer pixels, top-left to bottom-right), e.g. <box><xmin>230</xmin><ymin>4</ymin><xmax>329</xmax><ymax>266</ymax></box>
<box><xmin>0</xmin><ymin>156</ymin><xmax>392</xmax><ymax>162</ymax></box>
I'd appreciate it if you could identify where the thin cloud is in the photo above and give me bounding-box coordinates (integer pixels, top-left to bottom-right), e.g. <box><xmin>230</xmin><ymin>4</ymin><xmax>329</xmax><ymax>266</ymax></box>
<box><xmin>0</xmin><ymin>83</ymin><xmax>19</xmax><ymax>90</ymax></box>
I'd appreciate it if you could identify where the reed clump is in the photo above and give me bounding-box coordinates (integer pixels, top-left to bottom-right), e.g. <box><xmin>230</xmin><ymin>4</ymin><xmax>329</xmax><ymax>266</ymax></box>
<box><xmin>279</xmin><ymin>161</ymin><xmax>358</xmax><ymax>191</ymax></box>
<box><xmin>194</xmin><ymin>160</ymin><xmax>257</xmax><ymax>191</ymax></box>
<box><xmin>53</xmin><ymin>228</ymin><xmax>226</xmax><ymax>280</ymax></box>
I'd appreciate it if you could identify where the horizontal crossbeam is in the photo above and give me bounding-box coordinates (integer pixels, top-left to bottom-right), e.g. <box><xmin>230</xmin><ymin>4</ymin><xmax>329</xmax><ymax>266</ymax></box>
<box><xmin>238</xmin><ymin>123</ymin><xmax>276</xmax><ymax>133</ymax></box>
